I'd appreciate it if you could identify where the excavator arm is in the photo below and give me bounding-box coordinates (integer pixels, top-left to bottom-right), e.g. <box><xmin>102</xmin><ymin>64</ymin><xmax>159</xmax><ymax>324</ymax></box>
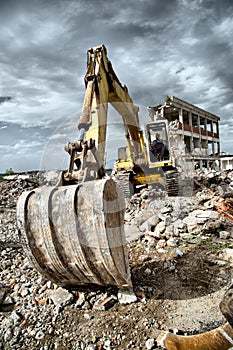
<box><xmin>16</xmin><ymin>45</ymin><xmax>136</xmax><ymax>289</ymax></box>
<box><xmin>64</xmin><ymin>45</ymin><xmax>146</xmax><ymax>183</ymax></box>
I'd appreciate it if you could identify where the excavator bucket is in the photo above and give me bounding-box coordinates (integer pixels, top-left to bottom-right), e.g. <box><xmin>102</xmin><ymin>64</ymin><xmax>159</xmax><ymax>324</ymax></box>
<box><xmin>17</xmin><ymin>178</ymin><xmax>132</xmax><ymax>288</ymax></box>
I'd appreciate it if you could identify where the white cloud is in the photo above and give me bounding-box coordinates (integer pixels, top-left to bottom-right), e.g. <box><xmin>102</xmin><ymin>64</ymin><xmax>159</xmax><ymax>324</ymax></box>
<box><xmin>49</xmin><ymin>133</ymin><xmax>68</xmax><ymax>140</ymax></box>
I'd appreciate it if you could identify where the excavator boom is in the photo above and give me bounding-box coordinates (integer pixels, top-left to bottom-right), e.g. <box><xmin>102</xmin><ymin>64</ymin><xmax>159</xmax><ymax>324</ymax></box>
<box><xmin>64</xmin><ymin>45</ymin><xmax>146</xmax><ymax>183</ymax></box>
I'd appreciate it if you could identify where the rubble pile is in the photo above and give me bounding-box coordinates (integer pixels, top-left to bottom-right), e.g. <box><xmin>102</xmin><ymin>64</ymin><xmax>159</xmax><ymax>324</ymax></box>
<box><xmin>0</xmin><ymin>174</ymin><xmax>39</xmax><ymax>248</ymax></box>
<box><xmin>0</xmin><ymin>173</ymin><xmax>39</xmax><ymax>209</ymax></box>
<box><xmin>125</xmin><ymin>169</ymin><xmax>233</xmax><ymax>252</ymax></box>
<box><xmin>0</xmin><ymin>169</ymin><xmax>233</xmax><ymax>349</ymax></box>
<box><xmin>193</xmin><ymin>169</ymin><xmax>233</xmax><ymax>195</ymax></box>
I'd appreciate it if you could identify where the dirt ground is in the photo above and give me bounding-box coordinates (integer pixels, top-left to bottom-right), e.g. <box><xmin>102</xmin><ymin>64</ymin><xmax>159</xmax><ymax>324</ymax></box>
<box><xmin>36</xmin><ymin>236</ymin><xmax>233</xmax><ymax>349</ymax></box>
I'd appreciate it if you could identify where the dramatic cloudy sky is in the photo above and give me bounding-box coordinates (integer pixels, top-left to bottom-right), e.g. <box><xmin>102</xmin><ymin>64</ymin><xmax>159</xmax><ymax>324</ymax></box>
<box><xmin>0</xmin><ymin>0</ymin><xmax>232</xmax><ymax>173</ymax></box>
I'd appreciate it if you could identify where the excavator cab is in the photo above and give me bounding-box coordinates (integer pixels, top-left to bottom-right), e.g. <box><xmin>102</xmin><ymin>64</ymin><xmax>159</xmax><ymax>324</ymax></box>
<box><xmin>146</xmin><ymin>121</ymin><xmax>170</xmax><ymax>165</ymax></box>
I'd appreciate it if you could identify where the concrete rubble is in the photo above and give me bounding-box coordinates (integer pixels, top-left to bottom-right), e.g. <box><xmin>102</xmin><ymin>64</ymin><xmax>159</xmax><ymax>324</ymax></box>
<box><xmin>125</xmin><ymin>169</ymin><xmax>233</xmax><ymax>245</ymax></box>
<box><xmin>0</xmin><ymin>169</ymin><xmax>233</xmax><ymax>349</ymax></box>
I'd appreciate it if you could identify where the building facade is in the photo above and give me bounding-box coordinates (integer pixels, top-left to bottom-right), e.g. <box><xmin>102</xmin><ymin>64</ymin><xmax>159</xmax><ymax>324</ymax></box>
<box><xmin>220</xmin><ymin>154</ymin><xmax>233</xmax><ymax>170</ymax></box>
<box><xmin>149</xmin><ymin>96</ymin><xmax>221</xmax><ymax>169</ymax></box>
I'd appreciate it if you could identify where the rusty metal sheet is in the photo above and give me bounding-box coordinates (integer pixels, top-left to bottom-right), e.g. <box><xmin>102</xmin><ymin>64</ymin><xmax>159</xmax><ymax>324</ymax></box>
<box><xmin>17</xmin><ymin>178</ymin><xmax>132</xmax><ymax>288</ymax></box>
<box><xmin>214</xmin><ymin>198</ymin><xmax>233</xmax><ymax>223</ymax></box>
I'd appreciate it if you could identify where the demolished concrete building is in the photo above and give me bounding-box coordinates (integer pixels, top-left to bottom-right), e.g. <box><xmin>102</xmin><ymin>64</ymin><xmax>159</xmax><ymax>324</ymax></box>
<box><xmin>148</xmin><ymin>96</ymin><xmax>220</xmax><ymax>169</ymax></box>
<box><xmin>221</xmin><ymin>152</ymin><xmax>233</xmax><ymax>170</ymax></box>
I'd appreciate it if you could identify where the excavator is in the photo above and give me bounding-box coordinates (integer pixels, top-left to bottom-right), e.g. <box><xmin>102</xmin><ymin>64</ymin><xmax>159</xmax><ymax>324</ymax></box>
<box><xmin>16</xmin><ymin>45</ymin><xmax>233</xmax><ymax>349</ymax></box>
<box><xmin>62</xmin><ymin>45</ymin><xmax>178</xmax><ymax>197</ymax></box>
<box><xmin>16</xmin><ymin>45</ymin><xmax>178</xmax><ymax>289</ymax></box>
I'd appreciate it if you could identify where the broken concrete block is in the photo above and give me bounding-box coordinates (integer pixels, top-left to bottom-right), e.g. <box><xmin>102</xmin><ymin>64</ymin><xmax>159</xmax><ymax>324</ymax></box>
<box><xmin>146</xmin><ymin>230</ymin><xmax>162</xmax><ymax>239</ymax></box>
<box><xmin>154</xmin><ymin>221</ymin><xmax>166</xmax><ymax>234</ymax></box>
<box><xmin>118</xmin><ymin>288</ymin><xmax>137</xmax><ymax>305</ymax></box>
<box><xmin>147</xmin><ymin>214</ymin><xmax>160</xmax><ymax>227</ymax></box>
<box><xmin>156</xmin><ymin>239</ymin><xmax>167</xmax><ymax>249</ymax></box>
<box><xmin>173</xmin><ymin>219</ymin><xmax>187</xmax><ymax>231</ymax></box>
<box><xmin>183</xmin><ymin>212</ymin><xmax>206</xmax><ymax>225</ymax></box>
<box><xmin>160</xmin><ymin>206</ymin><xmax>172</xmax><ymax>214</ymax></box>
<box><xmin>48</xmin><ymin>287</ymin><xmax>74</xmax><ymax>307</ymax></box>
<box><xmin>219</xmin><ymin>231</ymin><xmax>231</xmax><ymax>239</ymax></box>
<box><xmin>203</xmin><ymin>219</ymin><xmax>221</xmax><ymax>232</ymax></box>
<box><xmin>165</xmin><ymin>224</ymin><xmax>174</xmax><ymax>235</ymax></box>
<box><xmin>75</xmin><ymin>291</ymin><xmax>85</xmax><ymax>308</ymax></box>
<box><xmin>183</xmin><ymin>210</ymin><xmax>220</xmax><ymax>230</ymax></box>
<box><xmin>219</xmin><ymin>248</ymin><xmax>233</xmax><ymax>264</ymax></box>
<box><xmin>197</xmin><ymin>210</ymin><xmax>220</xmax><ymax>220</ymax></box>
<box><xmin>167</xmin><ymin>237</ymin><xmax>178</xmax><ymax>247</ymax></box>
<box><xmin>145</xmin><ymin>338</ymin><xmax>155</xmax><ymax>349</ymax></box>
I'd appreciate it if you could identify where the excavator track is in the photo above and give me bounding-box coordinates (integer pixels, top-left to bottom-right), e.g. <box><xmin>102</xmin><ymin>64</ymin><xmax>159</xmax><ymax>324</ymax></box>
<box><xmin>17</xmin><ymin>178</ymin><xmax>132</xmax><ymax>288</ymax></box>
<box><xmin>165</xmin><ymin>170</ymin><xmax>179</xmax><ymax>196</ymax></box>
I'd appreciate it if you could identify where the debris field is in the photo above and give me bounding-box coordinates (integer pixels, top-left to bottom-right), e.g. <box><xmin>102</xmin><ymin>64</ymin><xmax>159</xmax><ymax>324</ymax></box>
<box><xmin>0</xmin><ymin>169</ymin><xmax>233</xmax><ymax>349</ymax></box>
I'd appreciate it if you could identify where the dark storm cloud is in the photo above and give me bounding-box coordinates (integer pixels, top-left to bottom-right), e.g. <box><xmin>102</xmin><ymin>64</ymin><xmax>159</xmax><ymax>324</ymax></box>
<box><xmin>0</xmin><ymin>0</ymin><xmax>233</xmax><ymax>172</ymax></box>
<box><xmin>0</xmin><ymin>0</ymin><xmax>82</xmax><ymax>128</ymax></box>
<box><xmin>0</xmin><ymin>97</ymin><xmax>12</xmax><ymax>104</ymax></box>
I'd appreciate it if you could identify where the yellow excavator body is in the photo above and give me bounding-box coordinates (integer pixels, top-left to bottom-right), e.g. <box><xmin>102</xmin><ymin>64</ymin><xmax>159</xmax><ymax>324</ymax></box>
<box><xmin>17</xmin><ymin>45</ymin><xmax>177</xmax><ymax>288</ymax></box>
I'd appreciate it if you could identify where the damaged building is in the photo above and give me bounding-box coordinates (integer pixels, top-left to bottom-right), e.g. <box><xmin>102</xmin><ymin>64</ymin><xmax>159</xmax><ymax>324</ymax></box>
<box><xmin>148</xmin><ymin>96</ymin><xmax>220</xmax><ymax>169</ymax></box>
<box><xmin>220</xmin><ymin>152</ymin><xmax>233</xmax><ymax>170</ymax></box>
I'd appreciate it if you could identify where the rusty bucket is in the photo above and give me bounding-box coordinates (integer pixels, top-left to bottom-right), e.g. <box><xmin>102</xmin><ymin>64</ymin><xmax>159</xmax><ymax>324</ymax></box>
<box><xmin>17</xmin><ymin>178</ymin><xmax>132</xmax><ymax>288</ymax></box>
